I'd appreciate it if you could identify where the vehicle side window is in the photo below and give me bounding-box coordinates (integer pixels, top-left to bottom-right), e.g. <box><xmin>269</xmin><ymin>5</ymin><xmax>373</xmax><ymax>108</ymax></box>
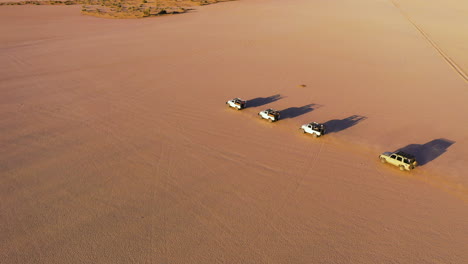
<box><xmin>390</xmin><ymin>155</ymin><xmax>397</xmax><ymax>159</ymax></box>
<box><xmin>397</xmin><ymin>157</ymin><xmax>402</xmax><ymax>162</ymax></box>
<box><xmin>404</xmin><ymin>159</ymin><xmax>410</xmax><ymax>164</ymax></box>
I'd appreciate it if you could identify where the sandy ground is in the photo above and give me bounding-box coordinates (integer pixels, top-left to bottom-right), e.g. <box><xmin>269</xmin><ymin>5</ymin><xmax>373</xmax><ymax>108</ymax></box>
<box><xmin>1</xmin><ymin>0</ymin><xmax>468</xmax><ymax>263</ymax></box>
<box><xmin>0</xmin><ymin>0</ymin><xmax>54</xmax><ymax>3</ymax></box>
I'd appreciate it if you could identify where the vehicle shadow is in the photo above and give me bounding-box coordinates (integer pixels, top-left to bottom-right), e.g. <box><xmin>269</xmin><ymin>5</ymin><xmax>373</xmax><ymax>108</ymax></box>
<box><xmin>397</xmin><ymin>138</ymin><xmax>455</xmax><ymax>166</ymax></box>
<box><xmin>280</xmin><ymin>104</ymin><xmax>317</xmax><ymax>119</ymax></box>
<box><xmin>248</xmin><ymin>94</ymin><xmax>283</xmax><ymax>107</ymax></box>
<box><xmin>324</xmin><ymin>115</ymin><xmax>367</xmax><ymax>133</ymax></box>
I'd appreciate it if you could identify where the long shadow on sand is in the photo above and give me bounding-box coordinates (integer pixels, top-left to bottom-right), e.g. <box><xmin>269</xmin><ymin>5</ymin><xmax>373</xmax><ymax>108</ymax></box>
<box><xmin>248</xmin><ymin>94</ymin><xmax>283</xmax><ymax>107</ymax></box>
<box><xmin>324</xmin><ymin>115</ymin><xmax>367</xmax><ymax>133</ymax></box>
<box><xmin>397</xmin><ymin>138</ymin><xmax>455</xmax><ymax>166</ymax></box>
<box><xmin>280</xmin><ymin>104</ymin><xmax>317</xmax><ymax>119</ymax></box>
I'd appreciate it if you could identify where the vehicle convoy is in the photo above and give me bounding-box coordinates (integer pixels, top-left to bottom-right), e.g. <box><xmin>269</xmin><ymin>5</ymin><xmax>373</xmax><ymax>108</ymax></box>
<box><xmin>379</xmin><ymin>151</ymin><xmax>418</xmax><ymax>171</ymax></box>
<box><xmin>258</xmin><ymin>108</ymin><xmax>281</xmax><ymax>122</ymax></box>
<box><xmin>300</xmin><ymin>122</ymin><xmax>326</xmax><ymax>137</ymax></box>
<box><xmin>226</xmin><ymin>98</ymin><xmax>247</xmax><ymax>110</ymax></box>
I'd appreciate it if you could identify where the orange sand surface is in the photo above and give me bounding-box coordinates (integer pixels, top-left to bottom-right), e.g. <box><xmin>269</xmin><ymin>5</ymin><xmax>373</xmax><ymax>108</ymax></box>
<box><xmin>1</xmin><ymin>0</ymin><xmax>468</xmax><ymax>263</ymax></box>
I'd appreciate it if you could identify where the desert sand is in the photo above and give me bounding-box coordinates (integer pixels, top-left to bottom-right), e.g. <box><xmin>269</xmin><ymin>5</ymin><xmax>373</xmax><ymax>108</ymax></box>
<box><xmin>1</xmin><ymin>0</ymin><xmax>468</xmax><ymax>263</ymax></box>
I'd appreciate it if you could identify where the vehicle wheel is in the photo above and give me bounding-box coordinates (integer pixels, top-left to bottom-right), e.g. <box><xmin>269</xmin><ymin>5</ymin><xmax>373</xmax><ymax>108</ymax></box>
<box><xmin>313</xmin><ymin>134</ymin><xmax>318</xmax><ymax>138</ymax></box>
<box><xmin>302</xmin><ymin>129</ymin><xmax>306</xmax><ymax>134</ymax></box>
<box><xmin>399</xmin><ymin>165</ymin><xmax>405</xmax><ymax>171</ymax></box>
<box><xmin>269</xmin><ymin>119</ymin><xmax>273</xmax><ymax>123</ymax></box>
<box><xmin>236</xmin><ymin>107</ymin><xmax>240</xmax><ymax>110</ymax></box>
<box><xmin>380</xmin><ymin>157</ymin><xmax>386</xmax><ymax>163</ymax></box>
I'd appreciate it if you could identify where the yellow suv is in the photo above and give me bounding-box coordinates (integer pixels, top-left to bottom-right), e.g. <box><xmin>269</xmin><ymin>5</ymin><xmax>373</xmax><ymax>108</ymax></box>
<box><xmin>379</xmin><ymin>151</ymin><xmax>418</xmax><ymax>171</ymax></box>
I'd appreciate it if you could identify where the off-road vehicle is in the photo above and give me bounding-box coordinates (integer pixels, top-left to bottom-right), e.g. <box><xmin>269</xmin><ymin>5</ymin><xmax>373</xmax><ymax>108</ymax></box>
<box><xmin>379</xmin><ymin>151</ymin><xmax>418</xmax><ymax>171</ymax></box>
<box><xmin>300</xmin><ymin>122</ymin><xmax>326</xmax><ymax>137</ymax></box>
<box><xmin>258</xmin><ymin>108</ymin><xmax>280</xmax><ymax>122</ymax></box>
<box><xmin>226</xmin><ymin>98</ymin><xmax>246</xmax><ymax>110</ymax></box>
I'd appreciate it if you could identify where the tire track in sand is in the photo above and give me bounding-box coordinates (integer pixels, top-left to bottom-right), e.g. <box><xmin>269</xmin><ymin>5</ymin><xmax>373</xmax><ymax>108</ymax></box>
<box><xmin>390</xmin><ymin>0</ymin><xmax>468</xmax><ymax>84</ymax></box>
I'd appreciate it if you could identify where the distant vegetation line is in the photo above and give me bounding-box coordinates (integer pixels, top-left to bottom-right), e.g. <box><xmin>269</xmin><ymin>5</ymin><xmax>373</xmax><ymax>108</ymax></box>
<box><xmin>0</xmin><ymin>0</ymin><xmax>234</xmax><ymax>19</ymax></box>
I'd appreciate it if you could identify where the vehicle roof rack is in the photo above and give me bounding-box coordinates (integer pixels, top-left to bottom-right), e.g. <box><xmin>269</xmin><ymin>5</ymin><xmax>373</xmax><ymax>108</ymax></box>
<box><xmin>395</xmin><ymin>151</ymin><xmax>415</xmax><ymax>159</ymax></box>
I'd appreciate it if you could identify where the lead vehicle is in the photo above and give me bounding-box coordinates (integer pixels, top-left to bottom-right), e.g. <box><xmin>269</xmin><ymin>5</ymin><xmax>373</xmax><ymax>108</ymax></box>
<box><xmin>300</xmin><ymin>122</ymin><xmax>326</xmax><ymax>138</ymax></box>
<box><xmin>226</xmin><ymin>98</ymin><xmax>247</xmax><ymax>110</ymax></box>
<box><xmin>258</xmin><ymin>108</ymin><xmax>280</xmax><ymax>122</ymax></box>
<box><xmin>379</xmin><ymin>151</ymin><xmax>418</xmax><ymax>171</ymax></box>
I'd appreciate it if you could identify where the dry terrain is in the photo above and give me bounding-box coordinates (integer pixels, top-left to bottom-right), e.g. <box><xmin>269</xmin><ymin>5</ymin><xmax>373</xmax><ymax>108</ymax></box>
<box><xmin>0</xmin><ymin>0</ymin><xmax>232</xmax><ymax>18</ymax></box>
<box><xmin>1</xmin><ymin>0</ymin><xmax>468</xmax><ymax>263</ymax></box>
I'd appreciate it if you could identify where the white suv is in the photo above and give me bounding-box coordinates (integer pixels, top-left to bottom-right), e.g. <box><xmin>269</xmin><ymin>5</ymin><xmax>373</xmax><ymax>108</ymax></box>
<box><xmin>300</xmin><ymin>122</ymin><xmax>326</xmax><ymax>138</ymax></box>
<box><xmin>258</xmin><ymin>109</ymin><xmax>280</xmax><ymax>122</ymax></box>
<box><xmin>226</xmin><ymin>98</ymin><xmax>246</xmax><ymax>110</ymax></box>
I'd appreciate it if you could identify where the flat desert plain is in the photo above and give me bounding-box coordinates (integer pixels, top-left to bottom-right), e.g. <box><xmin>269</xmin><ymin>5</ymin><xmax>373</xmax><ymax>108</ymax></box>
<box><xmin>1</xmin><ymin>0</ymin><xmax>468</xmax><ymax>263</ymax></box>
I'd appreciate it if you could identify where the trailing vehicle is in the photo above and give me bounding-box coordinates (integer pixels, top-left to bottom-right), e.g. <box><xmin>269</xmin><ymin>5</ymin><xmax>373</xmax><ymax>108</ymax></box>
<box><xmin>379</xmin><ymin>151</ymin><xmax>418</xmax><ymax>171</ymax></box>
<box><xmin>226</xmin><ymin>98</ymin><xmax>247</xmax><ymax>110</ymax></box>
<box><xmin>258</xmin><ymin>108</ymin><xmax>280</xmax><ymax>122</ymax></box>
<box><xmin>300</xmin><ymin>122</ymin><xmax>326</xmax><ymax>137</ymax></box>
